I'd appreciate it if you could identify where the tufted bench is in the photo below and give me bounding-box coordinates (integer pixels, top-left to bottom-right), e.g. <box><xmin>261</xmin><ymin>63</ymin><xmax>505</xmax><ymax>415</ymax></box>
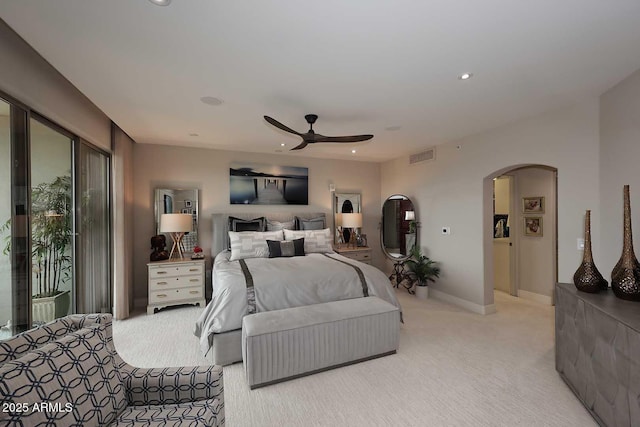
<box><xmin>242</xmin><ymin>296</ymin><xmax>400</xmax><ymax>389</ymax></box>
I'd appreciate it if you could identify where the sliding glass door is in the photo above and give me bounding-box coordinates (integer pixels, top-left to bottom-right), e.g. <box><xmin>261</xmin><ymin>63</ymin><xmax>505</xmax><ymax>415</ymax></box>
<box><xmin>29</xmin><ymin>117</ymin><xmax>74</xmax><ymax>324</ymax></box>
<box><xmin>0</xmin><ymin>97</ymin><xmax>30</xmax><ymax>337</ymax></box>
<box><xmin>0</xmin><ymin>93</ymin><xmax>111</xmax><ymax>337</ymax></box>
<box><xmin>0</xmin><ymin>99</ymin><xmax>12</xmax><ymax>337</ymax></box>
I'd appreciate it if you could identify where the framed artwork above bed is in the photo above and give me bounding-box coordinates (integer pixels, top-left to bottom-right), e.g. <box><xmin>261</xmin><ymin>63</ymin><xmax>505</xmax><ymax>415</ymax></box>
<box><xmin>230</xmin><ymin>162</ymin><xmax>308</xmax><ymax>205</ymax></box>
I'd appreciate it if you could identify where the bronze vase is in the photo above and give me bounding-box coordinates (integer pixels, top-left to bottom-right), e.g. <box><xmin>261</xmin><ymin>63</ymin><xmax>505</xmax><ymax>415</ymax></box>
<box><xmin>611</xmin><ymin>185</ymin><xmax>640</xmax><ymax>301</ymax></box>
<box><xmin>573</xmin><ymin>210</ymin><xmax>607</xmax><ymax>292</ymax></box>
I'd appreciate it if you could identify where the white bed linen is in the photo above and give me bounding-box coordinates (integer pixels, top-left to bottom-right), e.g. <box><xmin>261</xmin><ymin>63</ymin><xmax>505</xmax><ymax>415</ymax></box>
<box><xmin>194</xmin><ymin>250</ymin><xmax>401</xmax><ymax>355</ymax></box>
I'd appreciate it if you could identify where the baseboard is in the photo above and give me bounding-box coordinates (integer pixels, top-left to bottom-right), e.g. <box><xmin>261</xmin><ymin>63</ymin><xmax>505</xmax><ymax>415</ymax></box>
<box><xmin>518</xmin><ymin>290</ymin><xmax>553</xmax><ymax>305</ymax></box>
<box><xmin>429</xmin><ymin>289</ymin><xmax>496</xmax><ymax>315</ymax></box>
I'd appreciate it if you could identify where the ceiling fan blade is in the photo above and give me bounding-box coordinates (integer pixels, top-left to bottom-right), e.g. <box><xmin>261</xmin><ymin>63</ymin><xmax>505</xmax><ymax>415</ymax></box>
<box><xmin>264</xmin><ymin>116</ymin><xmax>302</xmax><ymax>136</ymax></box>
<box><xmin>290</xmin><ymin>141</ymin><xmax>309</xmax><ymax>151</ymax></box>
<box><xmin>314</xmin><ymin>134</ymin><xmax>374</xmax><ymax>143</ymax></box>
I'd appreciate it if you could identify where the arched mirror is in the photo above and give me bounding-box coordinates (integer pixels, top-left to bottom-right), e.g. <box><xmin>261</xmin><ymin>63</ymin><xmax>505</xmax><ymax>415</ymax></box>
<box><xmin>381</xmin><ymin>194</ymin><xmax>416</xmax><ymax>260</ymax></box>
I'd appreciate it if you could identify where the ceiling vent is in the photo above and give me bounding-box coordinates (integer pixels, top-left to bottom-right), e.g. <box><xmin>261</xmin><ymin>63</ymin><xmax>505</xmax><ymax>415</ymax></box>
<box><xmin>409</xmin><ymin>147</ymin><xmax>435</xmax><ymax>165</ymax></box>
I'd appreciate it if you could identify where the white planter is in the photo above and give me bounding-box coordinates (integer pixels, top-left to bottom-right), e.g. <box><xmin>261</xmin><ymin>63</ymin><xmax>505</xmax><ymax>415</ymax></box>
<box><xmin>32</xmin><ymin>290</ymin><xmax>71</xmax><ymax>324</ymax></box>
<box><xmin>414</xmin><ymin>285</ymin><xmax>429</xmax><ymax>300</ymax></box>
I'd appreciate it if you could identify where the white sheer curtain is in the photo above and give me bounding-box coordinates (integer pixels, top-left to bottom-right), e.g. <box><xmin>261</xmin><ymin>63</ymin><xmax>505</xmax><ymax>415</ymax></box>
<box><xmin>76</xmin><ymin>142</ymin><xmax>111</xmax><ymax>314</ymax></box>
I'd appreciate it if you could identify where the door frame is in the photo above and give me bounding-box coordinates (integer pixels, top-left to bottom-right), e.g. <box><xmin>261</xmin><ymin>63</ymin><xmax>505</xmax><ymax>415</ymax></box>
<box><xmin>483</xmin><ymin>164</ymin><xmax>558</xmax><ymax>309</ymax></box>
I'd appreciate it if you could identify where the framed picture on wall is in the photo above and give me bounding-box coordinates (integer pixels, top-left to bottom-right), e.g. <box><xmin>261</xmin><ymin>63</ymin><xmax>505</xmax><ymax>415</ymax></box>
<box><xmin>522</xmin><ymin>196</ymin><xmax>544</xmax><ymax>213</ymax></box>
<box><xmin>523</xmin><ymin>217</ymin><xmax>543</xmax><ymax>237</ymax></box>
<box><xmin>230</xmin><ymin>162</ymin><xmax>309</xmax><ymax>205</ymax></box>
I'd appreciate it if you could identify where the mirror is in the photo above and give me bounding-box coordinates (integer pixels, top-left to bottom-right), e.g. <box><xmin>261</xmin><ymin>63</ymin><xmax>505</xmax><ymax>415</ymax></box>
<box><xmin>333</xmin><ymin>192</ymin><xmax>361</xmax><ymax>245</ymax></box>
<box><xmin>381</xmin><ymin>194</ymin><xmax>416</xmax><ymax>260</ymax></box>
<box><xmin>155</xmin><ymin>188</ymin><xmax>199</xmax><ymax>252</ymax></box>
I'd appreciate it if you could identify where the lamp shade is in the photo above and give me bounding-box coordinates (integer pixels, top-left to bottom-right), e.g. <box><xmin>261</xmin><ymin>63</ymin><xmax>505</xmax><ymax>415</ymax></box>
<box><xmin>160</xmin><ymin>213</ymin><xmax>192</xmax><ymax>233</ymax></box>
<box><xmin>404</xmin><ymin>210</ymin><xmax>415</xmax><ymax>221</ymax></box>
<box><xmin>335</xmin><ymin>213</ymin><xmax>343</xmax><ymax>226</ymax></box>
<box><xmin>341</xmin><ymin>212</ymin><xmax>362</xmax><ymax>228</ymax></box>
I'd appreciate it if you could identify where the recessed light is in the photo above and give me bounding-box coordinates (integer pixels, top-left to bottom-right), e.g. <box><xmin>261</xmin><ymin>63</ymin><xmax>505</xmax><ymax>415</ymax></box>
<box><xmin>148</xmin><ymin>0</ymin><xmax>171</xmax><ymax>5</ymax></box>
<box><xmin>351</xmin><ymin>149</ymin><xmax>357</xmax><ymax>154</ymax></box>
<box><xmin>280</xmin><ymin>143</ymin><xmax>285</xmax><ymax>147</ymax></box>
<box><xmin>200</xmin><ymin>96</ymin><xmax>223</xmax><ymax>106</ymax></box>
<box><xmin>458</xmin><ymin>72</ymin><xmax>473</xmax><ymax>80</ymax></box>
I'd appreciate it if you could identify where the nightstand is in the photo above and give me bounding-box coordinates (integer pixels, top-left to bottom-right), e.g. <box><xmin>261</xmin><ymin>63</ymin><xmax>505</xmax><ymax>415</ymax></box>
<box><xmin>334</xmin><ymin>246</ymin><xmax>372</xmax><ymax>265</ymax></box>
<box><xmin>147</xmin><ymin>258</ymin><xmax>206</xmax><ymax>315</ymax></box>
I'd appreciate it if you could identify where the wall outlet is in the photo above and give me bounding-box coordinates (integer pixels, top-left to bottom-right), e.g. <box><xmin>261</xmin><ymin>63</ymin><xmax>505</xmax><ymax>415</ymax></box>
<box><xmin>441</xmin><ymin>226</ymin><xmax>451</xmax><ymax>235</ymax></box>
<box><xmin>577</xmin><ymin>238</ymin><xmax>584</xmax><ymax>250</ymax></box>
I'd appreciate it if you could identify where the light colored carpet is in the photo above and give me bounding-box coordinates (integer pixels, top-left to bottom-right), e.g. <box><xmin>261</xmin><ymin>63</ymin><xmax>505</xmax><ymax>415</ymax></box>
<box><xmin>113</xmin><ymin>290</ymin><xmax>596</xmax><ymax>427</ymax></box>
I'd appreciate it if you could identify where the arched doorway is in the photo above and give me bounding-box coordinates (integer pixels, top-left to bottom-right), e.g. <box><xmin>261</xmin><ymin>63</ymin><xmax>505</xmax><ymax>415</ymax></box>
<box><xmin>483</xmin><ymin>164</ymin><xmax>558</xmax><ymax>311</ymax></box>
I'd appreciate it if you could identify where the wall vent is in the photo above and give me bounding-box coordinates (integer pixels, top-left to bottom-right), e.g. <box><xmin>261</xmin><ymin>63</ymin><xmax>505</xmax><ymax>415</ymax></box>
<box><xmin>409</xmin><ymin>147</ymin><xmax>435</xmax><ymax>165</ymax></box>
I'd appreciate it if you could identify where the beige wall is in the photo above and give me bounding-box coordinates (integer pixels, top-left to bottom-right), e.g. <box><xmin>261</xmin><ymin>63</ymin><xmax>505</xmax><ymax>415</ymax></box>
<box><xmin>132</xmin><ymin>144</ymin><xmax>381</xmax><ymax>306</ymax></box>
<box><xmin>514</xmin><ymin>167</ymin><xmax>556</xmax><ymax>299</ymax></box>
<box><xmin>0</xmin><ymin>20</ymin><xmax>111</xmax><ymax>151</ymax></box>
<box><xmin>599</xmin><ymin>68</ymin><xmax>640</xmax><ymax>277</ymax></box>
<box><xmin>381</xmin><ymin>99</ymin><xmax>600</xmax><ymax>312</ymax></box>
<box><xmin>493</xmin><ymin>177</ymin><xmax>510</xmax><ymax>215</ymax></box>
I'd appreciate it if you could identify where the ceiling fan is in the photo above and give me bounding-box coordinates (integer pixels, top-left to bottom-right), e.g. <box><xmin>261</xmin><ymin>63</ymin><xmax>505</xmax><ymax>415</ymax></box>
<box><xmin>264</xmin><ymin>114</ymin><xmax>374</xmax><ymax>151</ymax></box>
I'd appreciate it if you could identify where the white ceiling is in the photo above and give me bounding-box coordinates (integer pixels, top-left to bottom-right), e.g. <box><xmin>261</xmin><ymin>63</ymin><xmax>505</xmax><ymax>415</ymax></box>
<box><xmin>2</xmin><ymin>0</ymin><xmax>640</xmax><ymax>162</ymax></box>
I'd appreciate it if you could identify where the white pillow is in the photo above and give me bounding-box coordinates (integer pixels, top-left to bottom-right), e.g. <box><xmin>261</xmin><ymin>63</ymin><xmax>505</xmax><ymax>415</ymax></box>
<box><xmin>229</xmin><ymin>230</ymin><xmax>284</xmax><ymax>261</ymax></box>
<box><xmin>284</xmin><ymin>228</ymin><xmax>334</xmax><ymax>254</ymax></box>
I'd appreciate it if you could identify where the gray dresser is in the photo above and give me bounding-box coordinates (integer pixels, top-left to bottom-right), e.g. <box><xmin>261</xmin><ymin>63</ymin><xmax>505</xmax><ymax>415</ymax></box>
<box><xmin>555</xmin><ymin>282</ymin><xmax>640</xmax><ymax>426</ymax></box>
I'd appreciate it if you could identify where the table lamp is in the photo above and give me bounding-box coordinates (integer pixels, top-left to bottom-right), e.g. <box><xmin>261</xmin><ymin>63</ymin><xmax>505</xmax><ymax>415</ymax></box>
<box><xmin>405</xmin><ymin>210</ymin><xmax>416</xmax><ymax>233</ymax></box>
<box><xmin>160</xmin><ymin>213</ymin><xmax>192</xmax><ymax>259</ymax></box>
<box><xmin>341</xmin><ymin>213</ymin><xmax>362</xmax><ymax>249</ymax></box>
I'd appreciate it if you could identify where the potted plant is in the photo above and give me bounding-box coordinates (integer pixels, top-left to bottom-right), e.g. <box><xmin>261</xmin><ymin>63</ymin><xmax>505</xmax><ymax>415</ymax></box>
<box><xmin>404</xmin><ymin>245</ymin><xmax>440</xmax><ymax>299</ymax></box>
<box><xmin>3</xmin><ymin>175</ymin><xmax>72</xmax><ymax>323</ymax></box>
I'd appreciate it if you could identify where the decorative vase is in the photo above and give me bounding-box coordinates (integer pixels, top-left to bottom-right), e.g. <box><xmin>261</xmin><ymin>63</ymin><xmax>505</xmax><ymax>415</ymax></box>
<box><xmin>611</xmin><ymin>185</ymin><xmax>640</xmax><ymax>301</ymax></box>
<box><xmin>573</xmin><ymin>210</ymin><xmax>608</xmax><ymax>292</ymax></box>
<box><xmin>414</xmin><ymin>285</ymin><xmax>429</xmax><ymax>300</ymax></box>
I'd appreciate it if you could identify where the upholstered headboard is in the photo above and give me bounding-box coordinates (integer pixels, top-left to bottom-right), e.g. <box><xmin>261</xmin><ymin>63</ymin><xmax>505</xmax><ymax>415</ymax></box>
<box><xmin>211</xmin><ymin>212</ymin><xmax>328</xmax><ymax>258</ymax></box>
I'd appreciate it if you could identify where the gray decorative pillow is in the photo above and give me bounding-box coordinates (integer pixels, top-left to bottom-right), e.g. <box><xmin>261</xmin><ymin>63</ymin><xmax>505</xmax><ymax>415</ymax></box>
<box><xmin>227</xmin><ymin>216</ymin><xmax>266</xmax><ymax>249</ymax></box>
<box><xmin>266</xmin><ymin>219</ymin><xmax>296</xmax><ymax>231</ymax></box>
<box><xmin>284</xmin><ymin>228</ymin><xmax>333</xmax><ymax>253</ymax></box>
<box><xmin>296</xmin><ymin>216</ymin><xmax>326</xmax><ymax>230</ymax></box>
<box><xmin>267</xmin><ymin>238</ymin><xmax>305</xmax><ymax>258</ymax></box>
<box><xmin>229</xmin><ymin>230</ymin><xmax>284</xmax><ymax>261</ymax></box>
<box><xmin>229</xmin><ymin>216</ymin><xmax>266</xmax><ymax>232</ymax></box>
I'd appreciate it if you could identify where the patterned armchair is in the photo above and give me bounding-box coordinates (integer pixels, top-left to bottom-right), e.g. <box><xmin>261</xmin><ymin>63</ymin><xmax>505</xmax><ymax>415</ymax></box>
<box><xmin>0</xmin><ymin>314</ymin><xmax>224</xmax><ymax>426</ymax></box>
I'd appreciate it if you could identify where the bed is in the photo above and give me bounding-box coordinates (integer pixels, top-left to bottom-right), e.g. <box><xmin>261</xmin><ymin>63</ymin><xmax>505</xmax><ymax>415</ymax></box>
<box><xmin>194</xmin><ymin>212</ymin><xmax>401</xmax><ymax>365</ymax></box>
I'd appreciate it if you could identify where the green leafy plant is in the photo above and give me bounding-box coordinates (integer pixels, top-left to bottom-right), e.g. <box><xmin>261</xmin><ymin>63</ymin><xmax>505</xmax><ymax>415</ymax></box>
<box><xmin>2</xmin><ymin>175</ymin><xmax>72</xmax><ymax>298</ymax></box>
<box><xmin>404</xmin><ymin>245</ymin><xmax>440</xmax><ymax>287</ymax></box>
